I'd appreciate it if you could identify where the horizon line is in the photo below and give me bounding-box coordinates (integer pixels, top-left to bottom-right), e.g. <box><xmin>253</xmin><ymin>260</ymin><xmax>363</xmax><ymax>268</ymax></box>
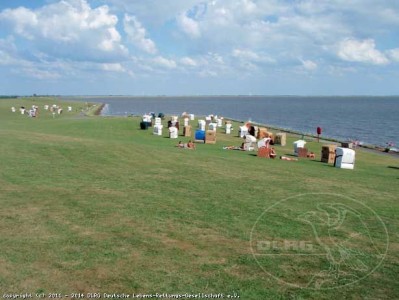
<box><xmin>3</xmin><ymin>94</ymin><xmax>399</xmax><ymax>98</ymax></box>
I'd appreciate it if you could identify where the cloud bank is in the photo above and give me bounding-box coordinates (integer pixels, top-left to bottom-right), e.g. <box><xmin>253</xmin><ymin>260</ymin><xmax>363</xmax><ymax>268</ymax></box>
<box><xmin>0</xmin><ymin>0</ymin><xmax>398</xmax><ymax>95</ymax></box>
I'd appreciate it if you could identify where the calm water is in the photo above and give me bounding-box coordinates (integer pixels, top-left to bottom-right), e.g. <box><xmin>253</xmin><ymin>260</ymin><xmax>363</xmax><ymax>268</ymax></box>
<box><xmin>62</xmin><ymin>96</ymin><xmax>399</xmax><ymax>147</ymax></box>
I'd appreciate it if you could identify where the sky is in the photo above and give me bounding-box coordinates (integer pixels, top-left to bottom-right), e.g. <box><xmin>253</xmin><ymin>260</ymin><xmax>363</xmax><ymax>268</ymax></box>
<box><xmin>0</xmin><ymin>0</ymin><xmax>398</xmax><ymax>95</ymax></box>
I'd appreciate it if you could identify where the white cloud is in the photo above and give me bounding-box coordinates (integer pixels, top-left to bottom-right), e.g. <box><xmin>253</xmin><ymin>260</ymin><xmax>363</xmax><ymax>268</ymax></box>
<box><xmin>301</xmin><ymin>59</ymin><xmax>318</xmax><ymax>71</ymax></box>
<box><xmin>153</xmin><ymin>56</ymin><xmax>177</xmax><ymax>69</ymax></box>
<box><xmin>124</xmin><ymin>15</ymin><xmax>157</xmax><ymax>54</ymax></box>
<box><xmin>1</xmin><ymin>0</ymin><xmax>399</xmax><ymax>94</ymax></box>
<box><xmin>177</xmin><ymin>12</ymin><xmax>201</xmax><ymax>38</ymax></box>
<box><xmin>387</xmin><ymin>48</ymin><xmax>399</xmax><ymax>62</ymax></box>
<box><xmin>205</xmin><ymin>52</ymin><xmax>225</xmax><ymax>65</ymax></box>
<box><xmin>232</xmin><ymin>49</ymin><xmax>259</xmax><ymax>60</ymax></box>
<box><xmin>0</xmin><ymin>7</ymin><xmax>38</xmax><ymax>39</ymax></box>
<box><xmin>0</xmin><ymin>0</ymin><xmax>127</xmax><ymax>60</ymax></box>
<box><xmin>180</xmin><ymin>57</ymin><xmax>198</xmax><ymax>67</ymax></box>
<box><xmin>20</xmin><ymin>67</ymin><xmax>61</xmax><ymax>80</ymax></box>
<box><xmin>241</xmin><ymin>0</ymin><xmax>257</xmax><ymax>14</ymax></box>
<box><xmin>0</xmin><ymin>38</ymin><xmax>19</xmax><ymax>65</ymax></box>
<box><xmin>107</xmin><ymin>0</ymin><xmax>201</xmax><ymax>25</ymax></box>
<box><xmin>101</xmin><ymin>63</ymin><xmax>125</xmax><ymax>72</ymax></box>
<box><xmin>232</xmin><ymin>49</ymin><xmax>275</xmax><ymax>64</ymax></box>
<box><xmin>337</xmin><ymin>38</ymin><xmax>389</xmax><ymax>65</ymax></box>
<box><xmin>199</xmin><ymin>69</ymin><xmax>217</xmax><ymax>78</ymax></box>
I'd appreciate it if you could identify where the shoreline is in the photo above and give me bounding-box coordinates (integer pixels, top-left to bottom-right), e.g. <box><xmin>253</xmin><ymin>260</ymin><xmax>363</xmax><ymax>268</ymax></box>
<box><xmin>226</xmin><ymin>117</ymin><xmax>399</xmax><ymax>158</ymax></box>
<box><xmin>97</xmin><ymin>104</ymin><xmax>398</xmax><ymax>158</ymax></box>
<box><xmin>94</xmin><ymin>103</ymin><xmax>105</xmax><ymax>115</ymax></box>
<box><xmin>83</xmin><ymin>103</ymin><xmax>105</xmax><ymax>116</ymax></box>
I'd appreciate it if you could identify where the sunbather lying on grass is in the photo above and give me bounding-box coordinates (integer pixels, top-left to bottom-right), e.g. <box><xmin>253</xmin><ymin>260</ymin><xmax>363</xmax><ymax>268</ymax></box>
<box><xmin>280</xmin><ymin>156</ymin><xmax>298</xmax><ymax>161</ymax></box>
<box><xmin>223</xmin><ymin>143</ymin><xmax>245</xmax><ymax>150</ymax></box>
<box><xmin>177</xmin><ymin>140</ymin><xmax>196</xmax><ymax>149</ymax></box>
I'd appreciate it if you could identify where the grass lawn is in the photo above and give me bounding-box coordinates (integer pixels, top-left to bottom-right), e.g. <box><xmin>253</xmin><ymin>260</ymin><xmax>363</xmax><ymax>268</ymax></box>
<box><xmin>0</xmin><ymin>97</ymin><xmax>398</xmax><ymax>299</ymax></box>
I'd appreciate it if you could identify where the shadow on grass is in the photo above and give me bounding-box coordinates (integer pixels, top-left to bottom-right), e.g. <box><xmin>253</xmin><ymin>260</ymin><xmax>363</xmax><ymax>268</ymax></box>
<box><xmin>307</xmin><ymin>159</ymin><xmax>336</xmax><ymax>167</ymax></box>
<box><xmin>388</xmin><ymin>166</ymin><xmax>399</xmax><ymax>170</ymax></box>
<box><xmin>283</xmin><ymin>153</ymin><xmax>298</xmax><ymax>157</ymax></box>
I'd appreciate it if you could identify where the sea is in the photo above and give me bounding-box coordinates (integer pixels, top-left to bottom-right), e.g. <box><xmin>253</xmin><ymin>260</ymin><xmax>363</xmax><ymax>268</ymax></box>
<box><xmin>61</xmin><ymin>96</ymin><xmax>399</xmax><ymax>148</ymax></box>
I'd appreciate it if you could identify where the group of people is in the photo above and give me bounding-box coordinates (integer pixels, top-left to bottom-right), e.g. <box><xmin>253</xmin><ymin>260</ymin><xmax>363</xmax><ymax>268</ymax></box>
<box><xmin>175</xmin><ymin>122</ymin><xmax>317</xmax><ymax>162</ymax></box>
<box><xmin>15</xmin><ymin>106</ymin><xmax>39</xmax><ymax>117</ymax></box>
<box><xmin>12</xmin><ymin>104</ymin><xmax>69</xmax><ymax>117</ymax></box>
<box><xmin>223</xmin><ymin>135</ymin><xmax>277</xmax><ymax>157</ymax></box>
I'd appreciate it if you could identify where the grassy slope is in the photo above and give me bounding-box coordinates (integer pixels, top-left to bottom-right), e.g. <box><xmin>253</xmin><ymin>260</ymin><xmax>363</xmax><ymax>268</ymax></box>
<box><xmin>0</xmin><ymin>98</ymin><xmax>398</xmax><ymax>299</ymax></box>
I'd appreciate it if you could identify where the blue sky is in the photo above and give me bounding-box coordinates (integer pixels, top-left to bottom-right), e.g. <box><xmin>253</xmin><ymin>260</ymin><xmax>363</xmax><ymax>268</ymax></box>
<box><xmin>0</xmin><ymin>0</ymin><xmax>398</xmax><ymax>95</ymax></box>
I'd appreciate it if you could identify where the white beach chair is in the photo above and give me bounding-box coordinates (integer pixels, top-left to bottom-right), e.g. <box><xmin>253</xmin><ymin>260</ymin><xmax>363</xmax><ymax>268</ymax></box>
<box><xmin>239</xmin><ymin>125</ymin><xmax>249</xmax><ymax>138</ymax></box>
<box><xmin>209</xmin><ymin>123</ymin><xmax>218</xmax><ymax>131</ymax></box>
<box><xmin>153</xmin><ymin>124</ymin><xmax>163</xmax><ymax>136</ymax></box>
<box><xmin>243</xmin><ymin>135</ymin><xmax>257</xmax><ymax>151</ymax></box>
<box><xmin>198</xmin><ymin>120</ymin><xmax>206</xmax><ymax>131</ymax></box>
<box><xmin>225</xmin><ymin>123</ymin><xmax>232</xmax><ymax>134</ymax></box>
<box><xmin>169</xmin><ymin>126</ymin><xmax>178</xmax><ymax>139</ymax></box>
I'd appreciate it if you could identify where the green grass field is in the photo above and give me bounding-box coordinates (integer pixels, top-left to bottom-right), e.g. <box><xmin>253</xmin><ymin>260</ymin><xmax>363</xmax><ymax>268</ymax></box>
<box><xmin>0</xmin><ymin>97</ymin><xmax>398</xmax><ymax>299</ymax></box>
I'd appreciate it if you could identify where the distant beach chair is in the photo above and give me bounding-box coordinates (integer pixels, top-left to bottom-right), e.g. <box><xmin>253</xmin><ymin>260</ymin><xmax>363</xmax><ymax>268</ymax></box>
<box><xmin>239</xmin><ymin>125</ymin><xmax>249</xmax><ymax>138</ymax></box>
<box><xmin>198</xmin><ymin>120</ymin><xmax>206</xmax><ymax>131</ymax></box>
<box><xmin>209</xmin><ymin>123</ymin><xmax>217</xmax><ymax>132</ymax></box>
<box><xmin>154</xmin><ymin>117</ymin><xmax>162</xmax><ymax>126</ymax></box>
<box><xmin>153</xmin><ymin>124</ymin><xmax>163</xmax><ymax>136</ymax></box>
<box><xmin>225</xmin><ymin>123</ymin><xmax>232</xmax><ymax>134</ymax></box>
<box><xmin>243</xmin><ymin>134</ymin><xmax>256</xmax><ymax>151</ymax></box>
<box><xmin>169</xmin><ymin>126</ymin><xmax>178</xmax><ymax>139</ymax></box>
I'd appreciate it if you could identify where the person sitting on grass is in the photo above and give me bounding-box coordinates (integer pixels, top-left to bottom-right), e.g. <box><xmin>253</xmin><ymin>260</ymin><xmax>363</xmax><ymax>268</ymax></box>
<box><xmin>177</xmin><ymin>141</ymin><xmax>185</xmax><ymax>148</ymax></box>
<box><xmin>270</xmin><ymin>147</ymin><xmax>277</xmax><ymax>159</ymax></box>
<box><xmin>187</xmin><ymin>140</ymin><xmax>196</xmax><ymax>149</ymax></box>
<box><xmin>307</xmin><ymin>152</ymin><xmax>315</xmax><ymax>159</ymax></box>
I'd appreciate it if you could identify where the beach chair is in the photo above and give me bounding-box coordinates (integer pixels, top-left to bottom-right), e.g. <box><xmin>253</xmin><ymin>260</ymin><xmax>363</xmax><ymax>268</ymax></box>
<box><xmin>275</xmin><ymin>133</ymin><xmax>286</xmax><ymax>146</ymax></box>
<box><xmin>195</xmin><ymin>130</ymin><xmax>206</xmax><ymax>143</ymax></box>
<box><xmin>184</xmin><ymin>117</ymin><xmax>189</xmax><ymax>127</ymax></box>
<box><xmin>293</xmin><ymin>140</ymin><xmax>306</xmax><ymax>155</ymax></box>
<box><xmin>334</xmin><ymin>147</ymin><xmax>355</xmax><ymax>169</ymax></box>
<box><xmin>205</xmin><ymin>130</ymin><xmax>216</xmax><ymax>144</ymax></box>
<box><xmin>297</xmin><ymin>147</ymin><xmax>308</xmax><ymax>158</ymax></box>
<box><xmin>198</xmin><ymin>120</ymin><xmax>206</xmax><ymax>131</ymax></box>
<box><xmin>209</xmin><ymin>123</ymin><xmax>217</xmax><ymax>131</ymax></box>
<box><xmin>184</xmin><ymin>125</ymin><xmax>192</xmax><ymax>137</ymax></box>
<box><xmin>239</xmin><ymin>125</ymin><xmax>249</xmax><ymax>138</ymax></box>
<box><xmin>243</xmin><ymin>135</ymin><xmax>256</xmax><ymax>151</ymax></box>
<box><xmin>258</xmin><ymin>147</ymin><xmax>271</xmax><ymax>158</ymax></box>
<box><xmin>225</xmin><ymin>123</ymin><xmax>232</xmax><ymax>134</ymax></box>
<box><xmin>169</xmin><ymin>126</ymin><xmax>178</xmax><ymax>139</ymax></box>
<box><xmin>154</xmin><ymin>117</ymin><xmax>162</xmax><ymax>126</ymax></box>
<box><xmin>153</xmin><ymin>124</ymin><xmax>163</xmax><ymax>136</ymax></box>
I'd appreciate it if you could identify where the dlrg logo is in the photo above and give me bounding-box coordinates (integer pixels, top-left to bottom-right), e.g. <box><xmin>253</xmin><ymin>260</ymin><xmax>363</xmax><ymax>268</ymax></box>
<box><xmin>250</xmin><ymin>193</ymin><xmax>389</xmax><ymax>290</ymax></box>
